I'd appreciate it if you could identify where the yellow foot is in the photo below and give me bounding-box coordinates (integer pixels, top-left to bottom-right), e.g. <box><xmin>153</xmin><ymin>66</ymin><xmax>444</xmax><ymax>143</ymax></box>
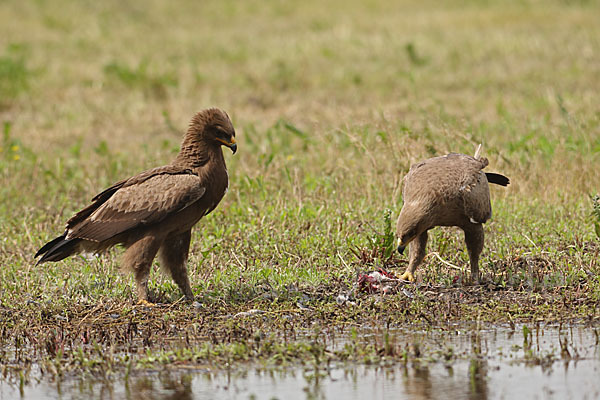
<box><xmin>400</xmin><ymin>271</ymin><xmax>415</xmax><ymax>282</ymax></box>
<box><xmin>137</xmin><ymin>299</ymin><xmax>154</xmax><ymax>307</ymax></box>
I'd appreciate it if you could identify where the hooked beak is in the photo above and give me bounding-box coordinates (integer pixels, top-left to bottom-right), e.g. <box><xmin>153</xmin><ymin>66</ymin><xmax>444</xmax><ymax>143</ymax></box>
<box><xmin>397</xmin><ymin>238</ymin><xmax>406</xmax><ymax>255</ymax></box>
<box><xmin>217</xmin><ymin>137</ymin><xmax>237</xmax><ymax>154</ymax></box>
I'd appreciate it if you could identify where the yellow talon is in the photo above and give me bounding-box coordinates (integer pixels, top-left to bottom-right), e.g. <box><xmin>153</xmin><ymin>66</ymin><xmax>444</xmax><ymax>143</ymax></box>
<box><xmin>137</xmin><ymin>299</ymin><xmax>154</xmax><ymax>307</ymax></box>
<box><xmin>400</xmin><ymin>271</ymin><xmax>415</xmax><ymax>282</ymax></box>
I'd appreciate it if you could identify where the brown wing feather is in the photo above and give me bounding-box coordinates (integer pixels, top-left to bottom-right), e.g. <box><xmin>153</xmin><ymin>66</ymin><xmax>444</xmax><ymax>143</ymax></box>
<box><xmin>443</xmin><ymin>155</ymin><xmax>491</xmax><ymax>223</ymax></box>
<box><xmin>404</xmin><ymin>154</ymin><xmax>485</xmax><ymax>201</ymax></box>
<box><xmin>66</xmin><ymin>173</ymin><xmax>205</xmax><ymax>242</ymax></box>
<box><xmin>66</xmin><ymin>179</ymin><xmax>129</xmax><ymax>227</ymax></box>
<box><xmin>66</xmin><ymin>166</ymin><xmax>199</xmax><ymax>230</ymax></box>
<box><xmin>66</xmin><ymin>165</ymin><xmax>192</xmax><ymax>228</ymax></box>
<box><xmin>403</xmin><ymin>154</ymin><xmax>492</xmax><ymax>223</ymax></box>
<box><xmin>462</xmin><ymin>172</ymin><xmax>492</xmax><ymax>223</ymax></box>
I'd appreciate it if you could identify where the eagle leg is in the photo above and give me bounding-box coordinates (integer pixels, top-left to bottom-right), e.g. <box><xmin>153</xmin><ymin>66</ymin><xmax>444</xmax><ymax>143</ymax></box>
<box><xmin>159</xmin><ymin>230</ymin><xmax>194</xmax><ymax>301</ymax></box>
<box><xmin>463</xmin><ymin>224</ymin><xmax>484</xmax><ymax>284</ymax></box>
<box><xmin>402</xmin><ymin>231</ymin><xmax>428</xmax><ymax>282</ymax></box>
<box><xmin>122</xmin><ymin>235</ymin><xmax>161</xmax><ymax>302</ymax></box>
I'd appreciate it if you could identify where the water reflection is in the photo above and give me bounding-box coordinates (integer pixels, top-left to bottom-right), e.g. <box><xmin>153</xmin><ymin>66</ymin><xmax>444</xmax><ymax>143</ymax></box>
<box><xmin>2</xmin><ymin>324</ymin><xmax>599</xmax><ymax>400</ymax></box>
<box><xmin>127</xmin><ymin>373</ymin><xmax>193</xmax><ymax>400</ymax></box>
<box><xmin>467</xmin><ymin>330</ymin><xmax>488</xmax><ymax>400</ymax></box>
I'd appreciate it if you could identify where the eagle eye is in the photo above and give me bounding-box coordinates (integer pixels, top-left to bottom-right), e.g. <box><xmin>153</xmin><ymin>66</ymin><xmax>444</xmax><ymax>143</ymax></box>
<box><xmin>214</xmin><ymin>126</ymin><xmax>229</xmax><ymax>138</ymax></box>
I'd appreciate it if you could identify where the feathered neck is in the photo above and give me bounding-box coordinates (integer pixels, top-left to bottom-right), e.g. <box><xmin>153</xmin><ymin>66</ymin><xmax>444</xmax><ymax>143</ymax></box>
<box><xmin>172</xmin><ymin>130</ymin><xmax>224</xmax><ymax>170</ymax></box>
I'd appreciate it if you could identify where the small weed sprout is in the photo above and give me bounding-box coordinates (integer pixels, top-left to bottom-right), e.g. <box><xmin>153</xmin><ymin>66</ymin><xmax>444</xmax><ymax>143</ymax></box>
<box><xmin>592</xmin><ymin>195</ymin><xmax>600</xmax><ymax>239</ymax></box>
<box><xmin>350</xmin><ymin>209</ymin><xmax>398</xmax><ymax>268</ymax></box>
<box><xmin>379</xmin><ymin>209</ymin><xmax>396</xmax><ymax>260</ymax></box>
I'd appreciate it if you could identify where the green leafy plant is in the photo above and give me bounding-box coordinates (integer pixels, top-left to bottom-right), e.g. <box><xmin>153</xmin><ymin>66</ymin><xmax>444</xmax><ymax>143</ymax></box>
<box><xmin>103</xmin><ymin>60</ymin><xmax>177</xmax><ymax>98</ymax></box>
<box><xmin>405</xmin><ymin>42</ymin><xmax>428</xmax><ymax>66</ymax></box>
<box><xmin>350</xmin><ymin>209</ymin><xmax>397</xmax><ymax>265</ymax></box>
<box><xmin>0</xmin><ymin>53</ymin><xmax>29</xmax><ymax>106</ymax></box>
<box><xmin>379</xmin><ymin>209</ymin><xmax>396</xmax><ymax>260</ymax></box>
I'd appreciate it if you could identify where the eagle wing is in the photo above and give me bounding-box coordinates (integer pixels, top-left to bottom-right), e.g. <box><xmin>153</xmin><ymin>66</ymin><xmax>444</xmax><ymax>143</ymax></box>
<box><xmin>451</xmin><ymin>155</ymin><xmax>492</xmax><ymax>224</ymax></box>
<box><xmin>404</xmin><ymin>154</ymin><xmax>493</xmax><ymax>224</ymax></box>
<box><xmin>65</xmin><ymin>169</ymin><xmax>206</xmax><ymax>242</ymax></box>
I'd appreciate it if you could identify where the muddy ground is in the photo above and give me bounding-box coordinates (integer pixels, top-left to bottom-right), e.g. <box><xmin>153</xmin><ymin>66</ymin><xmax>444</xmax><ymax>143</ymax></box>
<box><xmin>2</xmin><ymin>252</ymin><xmax>598</xmax><ymax>387</ymax></box>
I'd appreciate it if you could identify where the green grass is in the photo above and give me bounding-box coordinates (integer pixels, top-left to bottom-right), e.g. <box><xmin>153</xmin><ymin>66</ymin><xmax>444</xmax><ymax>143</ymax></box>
<box><xmin>0</xmin><ymin>0</ymin><xmax>599</xmax><ymax>379</ymax></box>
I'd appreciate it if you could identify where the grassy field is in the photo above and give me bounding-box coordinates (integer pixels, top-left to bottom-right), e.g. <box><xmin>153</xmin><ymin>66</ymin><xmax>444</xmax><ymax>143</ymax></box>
<box><xmin>1</xmin><ymin>0</ymin><xmax>599</xmax><ymax>383</ymax></box>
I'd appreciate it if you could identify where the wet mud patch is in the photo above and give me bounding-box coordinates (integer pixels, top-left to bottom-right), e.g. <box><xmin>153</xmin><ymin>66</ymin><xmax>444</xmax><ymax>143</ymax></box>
<box><xmin>2</xmin><ymin>320</ymin><xmax>599</xmax><ymax>399</ymax></box>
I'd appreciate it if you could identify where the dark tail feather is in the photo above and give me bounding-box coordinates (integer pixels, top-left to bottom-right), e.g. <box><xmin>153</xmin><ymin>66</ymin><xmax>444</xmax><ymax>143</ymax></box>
<box><xmin>34</xmin><ymin>233</ymin><xmax>66</xmax><ymax>258</ymax></box>
<box><xmin>486</xmin><ymin>172</ymin><xmax>510</xmax><ymax>187</ymax></box>
<box><xmin>35</xmin><ymin>233</ymin><xmax>81</xmax><ymax>265</ymax></box>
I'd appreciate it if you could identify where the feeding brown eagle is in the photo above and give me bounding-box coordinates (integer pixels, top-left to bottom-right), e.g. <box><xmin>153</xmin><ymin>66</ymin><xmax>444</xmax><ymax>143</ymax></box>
<box><xmin>35</xmin><ymin>108</ymin><xmax>237</xmax><ymax>303</ymax></box>
<box><xmin>396</xmin><ymin>147</ymin><xmax>509</xmax><ymax>283</ymax></box>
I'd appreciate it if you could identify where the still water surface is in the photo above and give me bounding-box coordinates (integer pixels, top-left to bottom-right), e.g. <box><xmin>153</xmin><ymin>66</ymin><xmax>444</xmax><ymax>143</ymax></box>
<box><xmin>2</xmin><ymin>324</ymin><xmax>598</xmax><ymax>400</ymax></box>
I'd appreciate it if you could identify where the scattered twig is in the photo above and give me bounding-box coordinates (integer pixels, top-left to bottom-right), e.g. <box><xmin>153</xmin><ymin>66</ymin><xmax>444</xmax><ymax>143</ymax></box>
<box><xmin>426</xmin><ymin>252</ymin><xmax>462</xmax><ymax>270</ymax></box>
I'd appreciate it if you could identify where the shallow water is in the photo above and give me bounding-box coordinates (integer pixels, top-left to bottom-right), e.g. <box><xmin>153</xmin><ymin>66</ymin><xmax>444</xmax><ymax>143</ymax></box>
<box><xmin>2</xmin><ymin>324</ymin><xmax>599</xmax><ymax>400</ymax></box>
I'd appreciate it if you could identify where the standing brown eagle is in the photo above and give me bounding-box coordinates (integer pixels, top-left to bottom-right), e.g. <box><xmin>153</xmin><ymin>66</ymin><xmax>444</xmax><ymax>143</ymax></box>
<box><xmin>35</xmin><ymin>108</ymin><xmax>237</xmax><ymax>303</ymax></box>
<box><xmin>396</xmin><ymin>149</ymin><xmax>509</xmax><ymax>283</ymax></box>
